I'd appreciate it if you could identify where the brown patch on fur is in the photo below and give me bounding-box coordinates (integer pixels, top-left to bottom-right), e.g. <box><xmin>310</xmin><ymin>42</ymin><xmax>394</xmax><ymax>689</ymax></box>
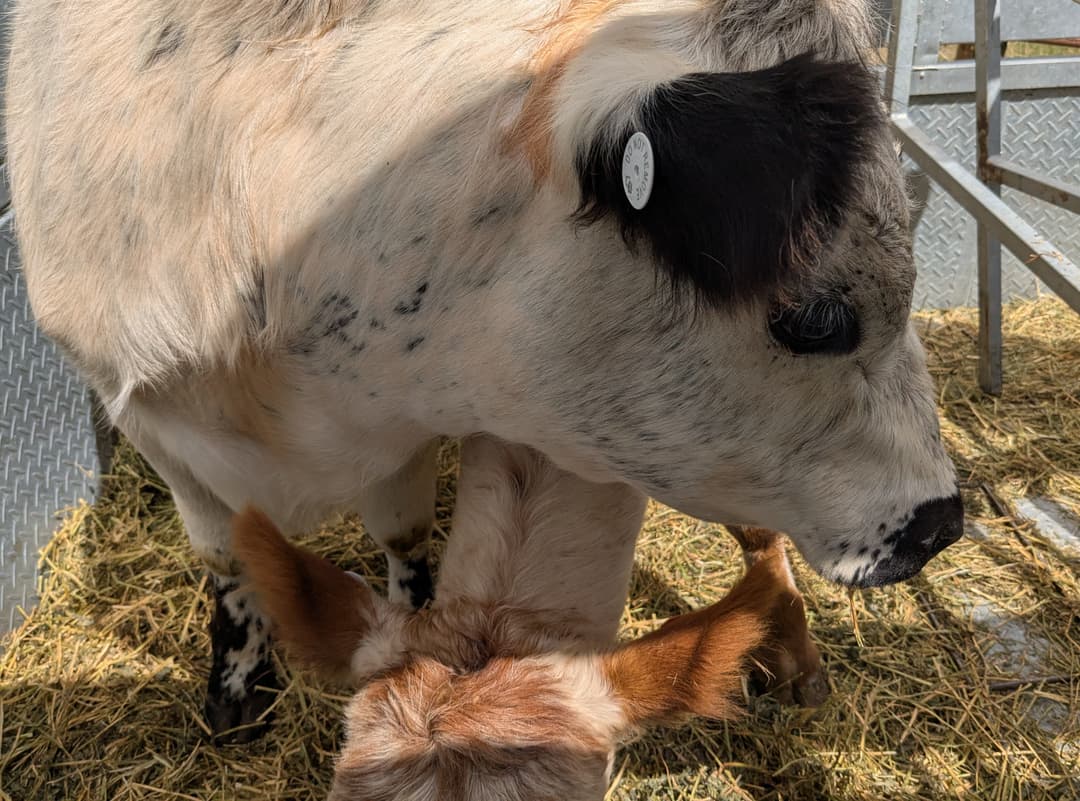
<box><xmin>231</xmin><ymin>506</ymin><xmax>374</xmax><ymax>680</ymax></box>
<box><xmin>333</xmin><ymin>656</ymin><xmax>612</xmax><ymax>801</ymax></box>
<box><xmin>506</xmin><ymin>0</ymin><xmax>627</xmax><ymax>180</ymax></box>
<box><xmin>384</xmin><ymin>526</ymin><xmax>431</xmax><ymax>560</ymax></box>
<box><xmin>433</xmin><ymin>658</ymin><xmax>604</xmax><ymax>752</ymax></box>
<box><xmin>604</xmin><ymin>552</ymin><xmax>781</xmax><ymax>725</ymax></box>
<box><xmin>725</xmin><ymin>524</ymin><xmax>781</xmax><ymax>561</ymax></box>
<box><xmin>402</xmin><ymin>601</ymin><xmax>591</xmax><ymax>674</ymax></box>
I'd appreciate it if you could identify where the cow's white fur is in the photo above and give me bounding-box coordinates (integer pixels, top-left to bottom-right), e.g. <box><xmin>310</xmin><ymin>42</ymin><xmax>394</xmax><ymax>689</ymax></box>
<box><xmin>7</xmin><ymin>0</ymin><xmax>955</xmax><ymax>573</ymax></box>
<box><xmin>7</xmin><ymin>0</ymin><xmax>959</xmax><ymax>718</ymax></box>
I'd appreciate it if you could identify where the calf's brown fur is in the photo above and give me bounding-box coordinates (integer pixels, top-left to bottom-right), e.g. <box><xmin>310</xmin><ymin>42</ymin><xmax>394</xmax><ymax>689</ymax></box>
<box><xmin>233</xmin><ymin>435</ymin><xmax>782</xmax><ymax>800</ymax></box>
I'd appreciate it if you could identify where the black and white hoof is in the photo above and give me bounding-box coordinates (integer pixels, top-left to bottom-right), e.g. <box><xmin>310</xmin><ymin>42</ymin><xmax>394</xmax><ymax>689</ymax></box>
<box><xmin>205</xmin><ymin>577</ymin><xmax>280</xmax><ymax>744</ymax></box>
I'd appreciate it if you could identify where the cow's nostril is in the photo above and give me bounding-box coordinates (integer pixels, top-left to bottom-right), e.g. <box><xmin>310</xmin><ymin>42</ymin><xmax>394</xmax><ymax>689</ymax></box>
<box><xmin>854</xmin><ymin>492</ymin><xmax>963</xmax><ymax>588</ymax></box>
<box><xmin>913</xmin><ymin>493</ymin><xmax>965</xmax><ymax>558</ymax></box>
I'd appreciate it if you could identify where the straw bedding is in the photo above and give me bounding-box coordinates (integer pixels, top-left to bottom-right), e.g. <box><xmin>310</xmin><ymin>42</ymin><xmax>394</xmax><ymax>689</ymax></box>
<box><xmin>1</xmin><ymin>298</ymin><xmax>1078</xmax><ymax>801</ymax></box>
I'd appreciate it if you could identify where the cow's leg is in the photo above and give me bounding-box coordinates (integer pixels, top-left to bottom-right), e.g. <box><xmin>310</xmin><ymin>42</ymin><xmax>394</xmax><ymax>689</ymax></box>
<box><xmin>358</xmin><ymin>439</ymin><xmax>439</xmax><ymax>608</ymax></box>
<box><xmin>178</xmin><ymin>488</ymin><xmax>280</xmax><ymax>743</ymax></box>
<box><xmin>121</xmin><ymin>427</ymin><xmax>279</xmax><ymax>742</ymax></box>
<box><xmin>726</xmin><ymin>525</ymin><xmax>829</xmax><ymax>706</ymax></box>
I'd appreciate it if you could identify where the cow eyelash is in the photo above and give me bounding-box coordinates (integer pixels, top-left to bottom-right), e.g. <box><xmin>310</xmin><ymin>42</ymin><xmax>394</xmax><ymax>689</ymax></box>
<box><xmin>768</xmin><ymin>297</ymin><xmax>860</xmax><ymax>355</ymax></box>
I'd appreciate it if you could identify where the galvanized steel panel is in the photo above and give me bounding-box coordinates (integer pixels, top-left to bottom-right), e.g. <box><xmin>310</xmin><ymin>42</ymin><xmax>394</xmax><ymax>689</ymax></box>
<box><xmin>934</xmin><ymin>0</ymin><xmax>1080</xmax><ymax>45</ymax></box>
<box><xmin>876</xmin><ymin>0</ymin><xmax>1080</xmax><ymax>47</ymax></box>
<box><xmin>906</xmin><ymin>90</ymin><xmax>1080</xmax><ymax>308</ymax></box>
<box><xmin>907</xmin><ymin>57</ymin><xmax>1080</xmax><ymax>95</ymax></box>
<box><xmin>875</xmin><ymin>0</ymin><xmax>1080</xmax><ymax>94</ymax></box>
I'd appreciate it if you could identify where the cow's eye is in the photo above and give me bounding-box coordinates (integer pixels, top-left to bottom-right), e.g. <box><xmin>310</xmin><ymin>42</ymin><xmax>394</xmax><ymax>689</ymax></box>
<box><xmin>769</xmin><ymin>298</ymin><xmax>860</xmax><ymax>355</ymax></box>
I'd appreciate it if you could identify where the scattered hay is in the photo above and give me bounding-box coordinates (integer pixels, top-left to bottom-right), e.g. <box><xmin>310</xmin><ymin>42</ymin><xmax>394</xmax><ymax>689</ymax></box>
<box><xmin>2</xmin><ymin>299</ymin><xmax>1078</xmax><ymax>801</ymax></box>
<box><xmin>917</xmin><ymin>297</ymin><xmax>1080</xmax><ymax>520</ymax></box>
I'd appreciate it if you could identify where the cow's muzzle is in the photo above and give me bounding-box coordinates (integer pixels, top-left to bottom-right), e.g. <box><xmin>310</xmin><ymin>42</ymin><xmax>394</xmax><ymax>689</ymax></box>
<box><xmin>854</xmin><ymin>493</ymin><xmax>964</xmax><ymax>588</ymax></box>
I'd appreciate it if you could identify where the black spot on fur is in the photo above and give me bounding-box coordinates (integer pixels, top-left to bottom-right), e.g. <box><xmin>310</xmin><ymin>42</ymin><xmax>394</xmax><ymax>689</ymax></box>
<box><xmin>145</xmin><ymin>22</ymin><xmax>185</xmax><ymax>67</ymax></box>
<box><xmin>406</xmin><ymin>336</ymin><xmax>426</xmax><ymax>352</ymax></box>
<box><xmin>394</xmin><ymin>283</ymin><xmax>428</xmax><ymax>315</ymax></box>
<box><xmin>225</xmin><ymin>38</ymin><xmax>242</xmax><ymax>58</ymax></box>
<box><xmin>574</xmin><ymin>53</ymin><xmax>881</xmax><ymax>307</ymax></box>
<box><xmin>290</xmin><ymin>293</ymin><xmax>365</xmax><ymax>356</ymax></box>
<box><xmin>323</xmin><ymin>308</ymin><xmax>359</xmax><ymax>337</ymax></box>
<box><xmin>399</xmin><ymin>558</ymin><xmax>434</xmax><ymax>609</ymax></box>
<box><xmin>205</xmin><ymin>579</ymin><xmax>279</xmax><ymax>742</ymax></box>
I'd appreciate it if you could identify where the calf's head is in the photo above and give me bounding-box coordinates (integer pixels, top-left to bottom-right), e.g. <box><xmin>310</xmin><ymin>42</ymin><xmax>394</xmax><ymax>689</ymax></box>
<box><xmin>232</xmin><ymin>507</ymin><xmax>776</xmax><ymax>801</ymax></box>
<box><xmin>499</xmin><ymin>2</ymin><xmax>961</xmax><ymax>588</ymax></box>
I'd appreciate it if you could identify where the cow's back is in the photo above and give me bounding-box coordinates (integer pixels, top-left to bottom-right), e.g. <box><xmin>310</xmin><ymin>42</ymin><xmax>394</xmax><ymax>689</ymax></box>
<box><xmin>5</xmin><ymin>0</ymin><xmax>540</xmax><ymax>400</ymax></box>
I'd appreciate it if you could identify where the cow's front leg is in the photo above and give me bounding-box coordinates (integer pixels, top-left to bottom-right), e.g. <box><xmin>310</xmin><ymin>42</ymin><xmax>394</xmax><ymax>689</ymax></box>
<box><xmin>121</xmin><ymin>426</ymin><xmax>280</xmax><ymax>742</ymax></box>
<box><xmin>168</xmin><ymin>478</ymin><xmax>281</xmax><ymax>742</ymax></box>
<box><xmin>358</xmin><ymin>439</ymin><xmax>440</xmax><ymax>608</ymax></box>
<box><xmin>726</xmin><ymin>525</ymin><xmax>829</xmax><ymax>706</ymax></box>
<box><xmin>203</xmin><ymin>572</ymin><xmax>279</xmax><ymax>743</ymax></box>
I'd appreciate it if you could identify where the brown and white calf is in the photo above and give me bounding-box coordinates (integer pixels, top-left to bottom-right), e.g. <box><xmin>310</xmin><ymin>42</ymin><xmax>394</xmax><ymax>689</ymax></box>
<box><xmin>233</xmin><ymin>435</ymin><xmax>785</xmax><ymax>800</ymax></box>
<box><xmin>7</xmin><ymin>0</ymin><xmax>963</xmax><ymax>735</ymax></box>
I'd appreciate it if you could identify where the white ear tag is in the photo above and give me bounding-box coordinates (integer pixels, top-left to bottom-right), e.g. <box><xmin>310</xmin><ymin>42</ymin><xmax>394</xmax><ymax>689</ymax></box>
<box><xmin>622</xmin><ymin>131</ymin><xmax>654</xmax><ymax>210</ymax></box>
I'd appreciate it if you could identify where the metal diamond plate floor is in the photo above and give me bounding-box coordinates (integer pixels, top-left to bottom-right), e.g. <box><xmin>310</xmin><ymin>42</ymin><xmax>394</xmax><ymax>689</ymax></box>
<box><xmin>0</xmin><ymin>213</ymin><xmax>99</xmax><ymax>637</ymax></box>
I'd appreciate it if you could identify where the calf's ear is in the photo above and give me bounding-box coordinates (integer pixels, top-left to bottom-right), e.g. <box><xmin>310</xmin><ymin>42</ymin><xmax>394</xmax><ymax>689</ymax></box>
<box><xmin>601</xmin><ymin>553</ymin><xmax>782</xmax><ymax>730</ymax></box>
<box><xmin>231</xmin><ymin>506</ymin><xmax>398</xmax><ymax>683</ymax></box>
<box><xmin>575</xmin><ymin>53</ymin><xmax>882</xmax><ymax>306</ymax></box>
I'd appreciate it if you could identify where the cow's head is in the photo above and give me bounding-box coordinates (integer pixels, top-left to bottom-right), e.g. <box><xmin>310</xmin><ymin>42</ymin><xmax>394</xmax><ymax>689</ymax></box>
<box><xmin>496</xmin><ymin>0</ymin><xmax>961</xmax><ymax>588</ymax></box>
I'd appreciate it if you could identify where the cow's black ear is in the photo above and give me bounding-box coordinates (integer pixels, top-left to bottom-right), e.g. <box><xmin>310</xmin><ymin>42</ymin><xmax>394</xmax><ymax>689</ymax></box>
<box><xmin>574</xmin><ymin>53</ymin><xmax>882</xmax><ymax>306</ymax></box>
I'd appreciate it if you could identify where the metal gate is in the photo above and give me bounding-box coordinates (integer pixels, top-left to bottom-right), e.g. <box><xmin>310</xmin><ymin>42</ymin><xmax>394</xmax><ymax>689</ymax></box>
<box><xmin>878</xmin><ymin>0</ymin><xmax>1080</xmax><ymax>394</ymax></box>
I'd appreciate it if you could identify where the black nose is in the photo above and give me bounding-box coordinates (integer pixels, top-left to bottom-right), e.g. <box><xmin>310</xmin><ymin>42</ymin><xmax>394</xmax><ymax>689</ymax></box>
<box><xmin>857</xmin><ymin>493</ymin><xmax>964</xmax><ymax>588</ymax></box>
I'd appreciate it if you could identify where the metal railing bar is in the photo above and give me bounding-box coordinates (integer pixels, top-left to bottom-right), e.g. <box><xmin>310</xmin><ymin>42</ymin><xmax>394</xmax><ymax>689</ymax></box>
<box><xmin>986</xmin><ymin>156</ymin><xmax>1080</xmax><ymax>214</ymax></box>
<box><xmin>892</xmin><ymin>113</ymin><xmax>1080</xmax><ymax>315</ymax></box>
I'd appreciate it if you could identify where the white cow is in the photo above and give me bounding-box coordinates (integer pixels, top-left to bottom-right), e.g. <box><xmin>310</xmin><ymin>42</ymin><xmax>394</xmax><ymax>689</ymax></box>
<box><xmin>6</xmin><ymin>0</ymin><xmax>962</xmax><ymax>737</ymax></box>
